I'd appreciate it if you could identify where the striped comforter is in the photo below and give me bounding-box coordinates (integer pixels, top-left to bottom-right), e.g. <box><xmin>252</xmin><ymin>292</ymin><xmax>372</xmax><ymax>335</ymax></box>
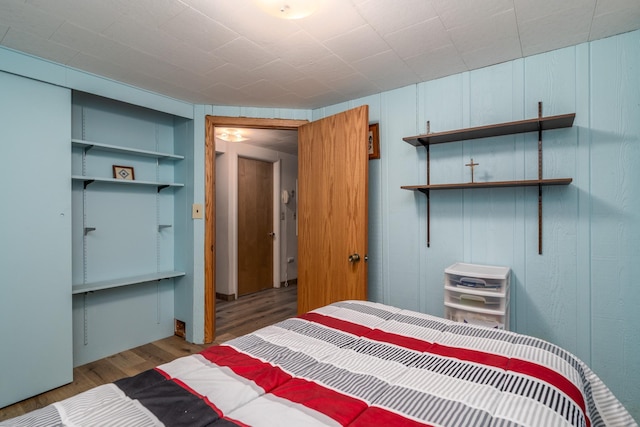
<box><xmin>4</xmin><ymin>301</ymin><xmax>635</xmax><ymax>426</ymax></box>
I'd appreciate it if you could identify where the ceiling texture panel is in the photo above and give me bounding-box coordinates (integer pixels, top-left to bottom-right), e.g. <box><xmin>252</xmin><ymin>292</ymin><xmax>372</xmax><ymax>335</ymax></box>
<box><xmin>1</xmin><ymin>0</ymin><xmax>639</xmax><ymax>109</ymax></box>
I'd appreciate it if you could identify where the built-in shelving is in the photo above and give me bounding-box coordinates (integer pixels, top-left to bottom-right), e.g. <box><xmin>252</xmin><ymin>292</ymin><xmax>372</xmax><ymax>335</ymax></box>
<box><xmin>72</xmin><ymin>271</ymin><xmax>186</xmax><ymax>294</ymax></box>
<box><xmin>72</xmin><ymin>139</ymin><xmax>184</xmax><ymax>161</ymax></box>
<box><xmin>402</xmin><ymin>102</ymin><xmax>575</xmax><ymax>254</ymax></box>
<box><xmin>72</xmin><ymin>175</ymin><xmax>184</xmax><ymax>191</ymax></box>
<box><xmin>70</xmin><ymin>91</ymin><xmax>188</xmax><ymax>365</ymax></box>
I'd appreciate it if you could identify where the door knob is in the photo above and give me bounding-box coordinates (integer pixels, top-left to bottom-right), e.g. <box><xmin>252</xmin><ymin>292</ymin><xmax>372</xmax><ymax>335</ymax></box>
<box><xmin>348</xmin><ymin>253</ymin><xmax>361</xmax><ymax>263</ymax></box>
<box><xmin>268</xmin><ymin>232</ymin><xmax>275</xmax><ymax>237</ymax></box>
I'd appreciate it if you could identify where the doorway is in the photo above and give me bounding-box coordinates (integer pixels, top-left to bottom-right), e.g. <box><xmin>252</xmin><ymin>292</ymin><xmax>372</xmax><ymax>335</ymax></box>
<box><xmin>213</xmin><ymin>128</ymin><xmax>297</xmax><ymax>301</ymax></box>
<box><xmin>204</xmin><ymin>116</ymin><xmax>308</xmax><ymax>343</ymax></box>
<box><xmin>237</xmin><ymin>157</ymin><xmax>274</xmax><ymax>296</ymax></box>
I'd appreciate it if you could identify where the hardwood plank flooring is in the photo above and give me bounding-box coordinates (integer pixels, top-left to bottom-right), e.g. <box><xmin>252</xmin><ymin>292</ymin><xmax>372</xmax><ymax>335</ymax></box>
<box><xmin>0</xmin><ymin>285</ymin><xmax>297</xmax><ymax>422</ymax></box>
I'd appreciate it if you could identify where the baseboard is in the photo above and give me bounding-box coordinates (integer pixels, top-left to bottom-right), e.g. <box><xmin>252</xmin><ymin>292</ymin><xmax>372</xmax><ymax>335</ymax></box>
<box><xmin>280</xmin><ymin>278</ymin><xmax>297</xmax><ymax>287</ymax></box>
<box><xmin>216</xmin><ymin>292</ymin><xmax>236</xmax><ymax>301</ymax></box>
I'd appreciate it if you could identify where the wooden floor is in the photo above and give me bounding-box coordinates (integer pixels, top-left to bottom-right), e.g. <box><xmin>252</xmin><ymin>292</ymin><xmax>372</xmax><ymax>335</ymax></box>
<box><xmin>0</xmin><ymin>285</ymin><xmax>297</xmax><ymax>422</ymax></box>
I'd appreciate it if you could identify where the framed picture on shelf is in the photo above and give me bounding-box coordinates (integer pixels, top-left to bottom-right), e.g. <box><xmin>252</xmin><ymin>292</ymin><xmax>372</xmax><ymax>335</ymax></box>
<box><xmin>368</xmin><ymin>123</ymin><xmax>380</xmax><ymax>160</ymax></box>
<box><xmin>113</xmin><ymin>165</ymin><xmax>135</xmax><ymax>180</ymax></box>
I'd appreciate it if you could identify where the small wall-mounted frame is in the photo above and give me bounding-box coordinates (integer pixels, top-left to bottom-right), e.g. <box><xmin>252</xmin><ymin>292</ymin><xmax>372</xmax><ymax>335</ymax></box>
<box><xmin>113</xmin><ymin>165</ymin><xmax>135</xmax><ymax>180</ymax></box>
<box><xmin>368</xmin><ymin>123</ymin><xmax>380</xmax><ymax>160</ymax></box>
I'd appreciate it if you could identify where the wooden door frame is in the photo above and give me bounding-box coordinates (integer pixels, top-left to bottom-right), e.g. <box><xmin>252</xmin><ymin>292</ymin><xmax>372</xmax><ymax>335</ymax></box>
<box><xmin>204</xmin><ymin>116</ymin><xmax>308</xmax><ymax>343</ymax></box>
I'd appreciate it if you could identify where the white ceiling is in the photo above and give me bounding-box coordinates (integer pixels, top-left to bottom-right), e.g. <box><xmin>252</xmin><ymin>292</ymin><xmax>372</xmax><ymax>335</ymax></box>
<box><xmin>2</xmin><ymin>0</ymin><xmax>639</xmax><ymax>111</ymax></box>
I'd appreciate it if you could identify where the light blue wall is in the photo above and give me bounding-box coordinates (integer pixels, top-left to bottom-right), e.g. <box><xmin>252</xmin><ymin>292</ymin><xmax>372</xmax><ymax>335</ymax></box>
<box><xmin>174</xmin><ymin>106</ymin><xmax>202</xmax><ymax>343</ymax></box>
<box><xmin>314</xmin><ymin>30</ymin><xmax>640</xmax><ymax>419</ymax></box>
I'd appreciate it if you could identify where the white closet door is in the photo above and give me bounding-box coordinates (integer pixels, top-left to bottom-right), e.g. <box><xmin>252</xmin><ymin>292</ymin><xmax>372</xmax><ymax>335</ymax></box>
<box><xmin>0</xmin><ymin>71</ymin><xmax>72</xmax><ymax>408</ymax></box>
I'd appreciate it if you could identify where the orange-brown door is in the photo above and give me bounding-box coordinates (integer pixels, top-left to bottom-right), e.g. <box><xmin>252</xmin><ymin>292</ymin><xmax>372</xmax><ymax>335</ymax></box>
<box><xmin>297</xmin><ymin>105</ymin><xmax>369</xmax><ymax>314</ymax></box>
<box><xmin>238</xmin><ymin>157</ymin><xmax>273</xmax><ymax>296</ymax></box>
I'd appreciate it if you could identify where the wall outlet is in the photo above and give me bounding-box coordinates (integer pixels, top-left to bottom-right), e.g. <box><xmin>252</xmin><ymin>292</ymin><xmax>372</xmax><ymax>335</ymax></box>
<box><xmin>192</xmin><ymin>203</ymin><xmax>203</xmax><ymax>219</ymax></box>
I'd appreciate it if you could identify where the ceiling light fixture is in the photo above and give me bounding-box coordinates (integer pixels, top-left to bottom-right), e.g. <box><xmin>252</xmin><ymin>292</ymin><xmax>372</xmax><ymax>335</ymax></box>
<box><xmin>216</xmin><ymin>129</ymin><xmax>249</xmax><ymax>143</ymax></box>
<box><xmin>253</xmin><ymin>0</ymin><xmax>319</xmax><ymax>20</ymax></box>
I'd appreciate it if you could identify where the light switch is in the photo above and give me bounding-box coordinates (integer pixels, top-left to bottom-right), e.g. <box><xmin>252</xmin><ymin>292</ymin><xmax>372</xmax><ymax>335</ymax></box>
<box><xmin>192</xmin><ymin>203</ymin><xmax>203</xmax><ymax>219</ymax></box>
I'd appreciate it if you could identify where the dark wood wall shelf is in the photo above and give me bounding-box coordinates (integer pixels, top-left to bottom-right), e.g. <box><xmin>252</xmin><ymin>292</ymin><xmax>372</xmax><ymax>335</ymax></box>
<box><xmin>401</xmin><ymin>178</ymin><xmax>573</xmax><ymax>193</ymax></box>
<box><xmin>403</xmin><ymin>113</ymin><xmax>575</xmax><ymax>146</ymax></box>
<box><xmin>402</xmin><ymin>102</ymin><xmax>575</xmax><ymax>254</ymax></box>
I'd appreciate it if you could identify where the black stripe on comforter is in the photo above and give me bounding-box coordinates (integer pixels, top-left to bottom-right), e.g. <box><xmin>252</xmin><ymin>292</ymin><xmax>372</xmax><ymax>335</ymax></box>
<box><xmin>115</xmin><ymin>369</ymin><xmax>239</xmax><ymax>427</ymax></box>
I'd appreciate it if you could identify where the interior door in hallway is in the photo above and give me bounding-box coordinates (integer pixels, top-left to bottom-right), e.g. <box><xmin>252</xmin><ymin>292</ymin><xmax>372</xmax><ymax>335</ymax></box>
<box><xmin>297</xmin><ymin>105</ymin><xmax>369</xmax><ymax>314</ymax></box>
<box><xmin>238</xmin><ymin>157</ymin><xmax>274</xmax><ymax>296</ymax></box>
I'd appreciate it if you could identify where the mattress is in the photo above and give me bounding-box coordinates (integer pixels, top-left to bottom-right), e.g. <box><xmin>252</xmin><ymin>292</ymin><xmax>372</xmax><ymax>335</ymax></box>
<box><xmin>2</xmin><ymin>300</ymin><xmax>636</xmax><ymax>426</ymax></box>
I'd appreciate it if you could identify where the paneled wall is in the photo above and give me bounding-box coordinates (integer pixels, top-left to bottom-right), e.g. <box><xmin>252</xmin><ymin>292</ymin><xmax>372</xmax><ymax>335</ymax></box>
<box><xmin>313</xmin><ymin>30</ymin><xmax>640</xmax><ymax>419</ymax></box>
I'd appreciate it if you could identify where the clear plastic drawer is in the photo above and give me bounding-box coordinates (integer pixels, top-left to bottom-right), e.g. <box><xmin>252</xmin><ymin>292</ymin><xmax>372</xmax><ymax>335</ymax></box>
<box><xmin>445</xmin><ymin>306</ymin><xmax>508</xmax><ymax>330</ymax></box>
<box><xmin>444</xmin><ymin>263</ymin><xmax>510</xmax><ymax>293</ymax></box>
<box><xmin>445</xmin><ymin>288</ymin><xmax>507</xmax><ymax>311</ymax></box>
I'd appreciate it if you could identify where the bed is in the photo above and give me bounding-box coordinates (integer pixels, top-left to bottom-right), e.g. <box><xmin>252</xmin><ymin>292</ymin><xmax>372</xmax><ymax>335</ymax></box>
<box><xmin>3</xmin><ymin>300</ymin><xmax>635</xmax><ymax>426</ymax></box>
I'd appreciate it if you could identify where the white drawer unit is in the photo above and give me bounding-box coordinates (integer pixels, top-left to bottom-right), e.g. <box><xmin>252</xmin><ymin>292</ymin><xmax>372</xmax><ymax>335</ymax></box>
<box><xmin>444</xmin><ymin>262</ymin><xmax>511</xmax><ymax>330</ymax></box>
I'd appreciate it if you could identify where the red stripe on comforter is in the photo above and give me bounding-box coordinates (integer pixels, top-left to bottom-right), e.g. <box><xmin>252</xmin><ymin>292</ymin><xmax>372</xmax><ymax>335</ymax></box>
<box><xmin>271</xmin><ymin>377</ymin><xmax>368</xmax><ymax>425</ymax></box>
<box><xmin>508</xmin><ymin>358</ymin><xmax>588</xmax><ymax>423</ymax></box>
<box><xmin>200</xmin><ymin>345</ymin><xmax>293</xmax><ymax>393</ymax></box>
<box><xmin>299</xmin><ymin>312</ymin><xmax>374</xmax><ymax>337</ymax></box>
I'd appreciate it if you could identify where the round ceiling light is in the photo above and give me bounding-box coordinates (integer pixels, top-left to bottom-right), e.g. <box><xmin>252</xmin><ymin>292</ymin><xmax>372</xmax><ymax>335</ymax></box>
<box><xmin>216</xmin><ymin>129</ymin><xmax>249</xmax><ymax>142</ymax></box>
<box><xmin>254</xmin><ymin>0</ymin><xmax>320</xmax><ymax>20</ymax></box>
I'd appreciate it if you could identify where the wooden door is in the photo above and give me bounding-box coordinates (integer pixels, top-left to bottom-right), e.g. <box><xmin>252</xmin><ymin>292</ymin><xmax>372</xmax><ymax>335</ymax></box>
<box><xmin>238</xmin><ymin>157</ymin><xmax>274</xmax><ymax>296</ymax></box>
<box><xmin>297</xmin><ymin>105</ymin><xmax>369</xmax><ymax>314</ymax></box>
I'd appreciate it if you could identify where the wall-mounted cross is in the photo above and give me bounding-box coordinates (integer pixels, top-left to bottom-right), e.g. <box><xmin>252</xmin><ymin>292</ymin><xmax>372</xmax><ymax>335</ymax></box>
<box><xmin>465</xmin><ymin>158</ymin><xmax>479</xmax><ymax>183</ymax></box>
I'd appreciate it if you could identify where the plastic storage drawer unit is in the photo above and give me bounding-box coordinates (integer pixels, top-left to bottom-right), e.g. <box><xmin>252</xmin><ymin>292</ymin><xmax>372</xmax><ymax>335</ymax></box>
<box><xmin>444</xmin><ymin>262</ymin><xmax>510</xmax><ymax>330</ymax></box>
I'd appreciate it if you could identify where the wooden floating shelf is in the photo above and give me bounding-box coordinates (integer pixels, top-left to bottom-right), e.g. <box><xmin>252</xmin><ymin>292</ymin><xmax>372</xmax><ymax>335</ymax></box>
<box><xmin>402</xmin><ymin>178</ymin><xmax>573</xmax><ymax>193</ymax></box>
<box><xmin>403</xmin><ymin>113</ymin><xmax>575</xmax><ymax>146</ymax></box>
<box><xmin>72</xmin><ymin>271</ymin><xmax>186</xmax><ymax>294</ymax></box>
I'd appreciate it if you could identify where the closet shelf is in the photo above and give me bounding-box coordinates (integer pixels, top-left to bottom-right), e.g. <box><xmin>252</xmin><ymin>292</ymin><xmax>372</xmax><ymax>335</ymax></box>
<box><xmin>72</xmin><ymin>139</ymin><xmax>184</xmax><ymax>160</ymax></box>
<box><xmin>401</xmin><ymin>178</ymin><xmax>572</xmax><ymax>193</ymax></box>
<box><xmin>72</xmin><ymin>271</ymin><xmax>186</xmax><ymax>294</ymax></box>
<box><xmin>72</xmin><ymin>175</ymin><xmax>184</xmax><ymax>190</ymax></box>
<box><xmin>403</xmin><ymin>113</ymin><xmax>575</xmax><ymax>146</ymax></box>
